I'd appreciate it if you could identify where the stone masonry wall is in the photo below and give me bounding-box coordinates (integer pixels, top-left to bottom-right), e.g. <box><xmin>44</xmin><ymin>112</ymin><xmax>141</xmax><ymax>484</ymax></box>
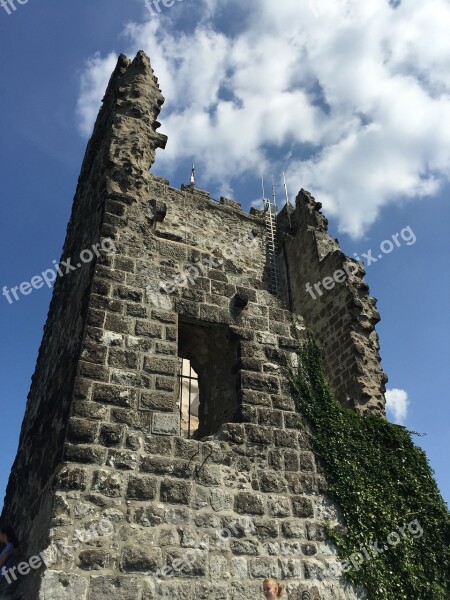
<box><xmin>277</xmin><ymin>193</ymin><xmax>387</xmax><ymax>415</ymax></box>
<box><xmin>0</xmin><ymin>51</ymin><xmax>166</xmax><ymax>599</ymax></box>
<box><xmin>0</xmin><ymin>51</ymin><xmax>389</xmax><ymax>599</ymax></box>
<box><xmin>33</xmin><ymin>156</ymin><xmax>364</xmax><ymax>600</ymax></box>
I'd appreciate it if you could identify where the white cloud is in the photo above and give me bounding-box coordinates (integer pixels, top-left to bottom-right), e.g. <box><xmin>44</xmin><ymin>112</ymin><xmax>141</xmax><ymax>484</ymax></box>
<box><xmin>75</xmin><ymin>0</ymin><xmax>450</xmax><ymax>237</ymax></box>
<box><xmin>76</xmin><ymin>52</ymin><xmax>118</xmax><ymax>137</ymax></box>
<box><xmin>385</xmin><ymin>388</ymin><xmax>410</xmax><ymax>424</ymax></box>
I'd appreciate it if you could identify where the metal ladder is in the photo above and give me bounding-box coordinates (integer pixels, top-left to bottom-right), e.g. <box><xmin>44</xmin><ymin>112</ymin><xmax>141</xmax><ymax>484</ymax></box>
<box><xmin>264</xmin><ymin>196</ymin><xmax>282</xmax><ymax>296</ymax></box>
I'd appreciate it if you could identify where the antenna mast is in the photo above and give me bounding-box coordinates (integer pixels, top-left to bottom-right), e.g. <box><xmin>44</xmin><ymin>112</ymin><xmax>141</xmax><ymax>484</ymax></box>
<box><xmin>283</xmin><ymin>171</ymin><xmax>293</xmax><ymax>228</ymax></box>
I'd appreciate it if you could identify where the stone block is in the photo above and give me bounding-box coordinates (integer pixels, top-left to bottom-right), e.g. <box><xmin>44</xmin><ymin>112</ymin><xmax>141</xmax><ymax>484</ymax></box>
<box><xmin>241</xmin><ymin>372</ymin><xmax>279</xmax><ymax>394</ymax></box>
<box><xmin>303</xmin><ymin>559</ymin><xmax>327</xmax><ymax>580</ymax></box>
<box><xmin>190</xmin><ymin>486</ymin><xmax>210</xmax><ymax>511</ymax></box>
<box><xmin>113</xmin><ymin>286</ymin><xmax>143</xmax><ymax>303</ymax></box>
<box><xmin>258</xmin><ymin>471</ymin><xmax>287</xmax><ymax>494</ymax></box>
<box><xmin>64</xmin><ymin>444</ymin><xmax>106</xmax><ymax>465</ymax></box>
<box><xmin>92</xmin><ymin>470</ymin><xmax>123</xmax><ymax>497</ymax></box>
<box><xmin>160</xmin><ymin>479</ymin><xmax>192</xmax><ymax>504</ymax></box>
<box><xmin>104</xmin><ymin>314</ymin><xmax>132</xmax><ymax>335</ymax></box>
<box><xmin>111</xmin><ymin>408</ymin><xmax>152</xmax><ymax>431</ymax></box>
<box><xmin>135</xmin><ymin>505</ymin><xmax>165</xmax><ymax>527</ymax></box>
<box><xmin>253</xmin><ymin>518</ymin><xmax>279</xmax><ymax>539</ymax></box>
<box><xmin>230</xmin><ymin>539</ymin><xmax>259</xmax><ymax>556</ymax></box>
<box><xmin>240</xmin><ymin>390</ymin><xmax>271</xmax><ymax>407</ymax></box>
<box><xmin>234</xmin><ymin>492</ymin><xmax>265</xmax><ymax>515</ymax></box>
<box><xmin>194</xmin><ymin>513</ymin><xmax>221</xmax><ymax>528</ymax></box>
<box><xmin>114</xmin><ymin>256</ymin><xmax>135</xmax><ymax>272</ymax></box>
<box><xmin>92</xmin><ymin>384</ymin><xmax>138</xmax><ymax>408</ymax></box>
<box><xmin>292</xmin><ymin>496</ymin><xmax>315</xmax><ymax>518</ymax></box>
<box><xmin>268</xmin><ymin>449</ymin><xmax>284</xmax><ymax>471</ymax></box>
<box><xmin>165</xmin><ymin>549</ymin><xmax>207</xmax><ymax>577</ymax></box>
<box><xmin>79</xmin><ymin>549</ymin><xmax>111</xmax><ymax>570</ymax></box>
<box><xmin>284</xmin><ymin>412</ymin><xmax>304</xmax><ymax>430</ymax></box>
<box><xmin>194</xmin><ymin>465</ymin><xmax>222</xmax><ymax>487</ymax></box>
<box><xmin>155</xmin><ymin>342</ymin><xmax>177</xmax><ymax>356</ymax></box>
<box><xmin>245</xmin><ymin>424</ymin><xmax>273</xmax><ymax>445</ymax></box>
<box><xmin>210</xmin><ymin>488</ymin><xmax>233</xmax><ymax>512</ymax></box>
<box><xmin>280</xmin><ymin>558</ymin><xmax>303</xmax><ymax>579</ymax></box>
<box><xmin>99</xmin><ymin>424</ymin><xmax>124</xmax><ymax>447</ymax></box>
<box><xmin>39</xmin><ymin>572</ymin><xmax>89</xmax><ymax>600</ymax></box>
<box><xmin>152</xmin><ymin>413</ymin><xmax>180</xmax><ymax>435</ymax></box>
<box><xmin>198</xmin><ymin>304</ymin><xmax>230</xmax><ymax>324</ymax></box>
<box><xmin>88</xmin><ymin>575</ymin><xmax>143</xmax><ymax>599</ymax></box>
<box><xmin>67</xmin><ymin>418</ymin><xmax>99</xmax><ymax>444</ymax></box>
<box><xmin>81</xmin><ymin>337</ymin><xmax>107</xmax><ymax>361</ymax></box>
<box><xmin>135</xmin><ymin>321</ymin><xmax>164</xmax><ymax>338</ymax></box>
<box><xmin>306</xmin><ymin>522</ymin><xmax>328</xmax><ymax>542</ymax></box>
<box><xmin>143</xmin><ymin>356</ymin><xmax>177</xmax><ymax>376</ymax></box>
<box><xmin>271</xmin><ymin>396</ymin><xmax>296</xmax><ymax>411</ymax></box>
<box><xmin>140</xmin><ymin>391</ymin><xmax>176</xmax><ymax>412</ymax></box>
<box><xmin>267</xmin><ymin>494</ymin><xmax>292</xmax><ymax>517</ymax></box>
<box><xmin>107</xmin><ymin>449</ymin><xmax>138</xmax><ymax>470</ymax></box>
<box><xmin>164</xmin><ymin>506</ymin><xmax>192</xmax><ymax>525</ymax></box>
<box><xmin>151</xmin><ymin>309</ymin><xmax>177</xmax><ymax>324</ymax></box>
<box><xmin>300</xmin><ymin>451</ymin><xmax>316</xmax><ymax>472</ymax></box>
<box><xmin>145</xmin><ymin>435</ymin><xmax>173</xmax><ymax>456</ymax></box>
<box><xmin>258</xmin><ymin>408</ymin><xmax>283</xmax><ymax>427</ymax></box>
<box><xmin>107</xmin><ymin>349</ymin><xmax>139</xmax><ymax>369</ymax></box>
<box><xmin>126</xmin><ymin>303</ymin><xmax>149</xmax><ymax>318</ymax></box>
<box><xmin>280</xmin><ymin>541</ymin><xmax>302</xmax><ymax>556</ymax></box>
<box><xmin>55</xmin><ymin>467</ymin><xmax>88</xmax><ymax>492</ymax></box>
<box><xmin>230</xmin><ymin>557</ymin><xmax>248</xmax><ymax>578</ymax></box>
<box><xmin>284</xmin><ymin>450</ymin><xmax>300</xmax><ymax>472</ymax></box>
<box><xmin>302</xmin><ymin>542</ymin><xmax>317</xmax><ymax>556</ymax></box>
<box><xmin>282</xmin><ymin>520</ymin><xmax>306</xmax><ymax>539</ymax></box>
<box><xmin>209</xmin><ymin>555</ymin><xmax>230</xmax><ymax>579</ymax></box>
<box><xmin>78</xmin><ymin>361</ymin><xmax>109</xmax><ymax>382</ymax></box>
<box><xmin>248</xmin><ymin>557</ymin><xmax>278</xmax><ymax>578</ymax></box>
<box><xmin>140</xmin><ymin>456</ymin><xmax>187</xmax><ymax>477</ymax></box>
<box><xmin>157</xmin><ymin>527</ymin><xmax>179</xmax><ymax>547</ymax></box>
<box><xmin>155</xmin><ymin>376</ymin><xmax>177</xmax><ymax>392</ymax></box>
<box><xmin>121</xmin><ymin>546</ymin><xmax>162</xmax><ymax>572</ymax></box>
<box><xmin>274</xmin><ymin>429</ymin><xmax>297</xmax><ymax>447</ymax></box>
<box><xmin>173</xmin><ymin>437</ymin><xmax>200</xmax><ymax>460</ymax></box>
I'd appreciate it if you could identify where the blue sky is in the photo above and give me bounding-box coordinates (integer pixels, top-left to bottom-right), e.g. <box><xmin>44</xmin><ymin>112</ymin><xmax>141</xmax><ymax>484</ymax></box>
<box><xmin>0</xmin><ymin>0</ymin><xmax>449</xmax><ymax>510</ymax></box>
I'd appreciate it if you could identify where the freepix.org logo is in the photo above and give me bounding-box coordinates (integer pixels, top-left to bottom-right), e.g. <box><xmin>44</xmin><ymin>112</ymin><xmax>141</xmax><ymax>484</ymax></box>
<box><xmin>2</xmin><ymin>238</ymin><xmax>116</xmax><ymax>305</ymax></box>
<box><xmin>0</xmin><ymin>0</ymin><xmax>29</xmax><ymax>16</ymax></box>
<box><xmin>144</xmin><ymin>0</ymin><xmax>192</xmax><ymax>18</ymax></box>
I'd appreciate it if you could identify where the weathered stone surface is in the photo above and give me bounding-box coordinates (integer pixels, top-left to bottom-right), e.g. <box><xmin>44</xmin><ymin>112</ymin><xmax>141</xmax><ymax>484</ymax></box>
<box><xmin>1</xmin><ymin>51</ymin><xmax>380</xmax><ymax>600</ymax></box>
<box><xmin>92</xmin><ymin>470</ymin><xmax>123</xmax><ymax>497</ymax></box>
<box><xmin>126</xmin><ymin>475</ymin><xmax>157</xmax><ymax>500</ymax></box>
<box><xmin>234</xmin><ymin>492</ymin><xmax>265</xmax><ymax>515</ymax></box>
<box><xmin>121</xmin><ymin>546</ymin><xmax>162</xmax><ymax>572</ymax></box>
<box><xmin>152</xmin><ymin>413</ymin><xmax>180</xmax><ymax>435</ymax></box>
<box><xmin>160</xmin><ymin>479</ymin><xmax>192</xmax><ymax>504</ymax></box>
<box><xmin>39</xmin><ymin>572</ymin><xmax>89</xmax><ymax>599</ymax></box>
<box><xmin>88</xmin><ymin>576</ymin><xmax>143</xmax><ymax>600</ymax></box>
<box><xmin>79</xmin><ymin>549</ymin><xmax>111</xmax><ymax>570</ymax></box>
<box><xmin>292</xmin><ymin>496</ymin><xmax>315</xmax><ymax>518</ymax></box>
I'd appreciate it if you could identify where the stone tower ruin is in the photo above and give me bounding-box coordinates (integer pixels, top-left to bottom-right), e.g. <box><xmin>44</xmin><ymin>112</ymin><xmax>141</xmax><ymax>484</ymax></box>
<box><xmin>1</xmin><ymin>52</ymin><xmax>387</xmax><ymax>599</ymax></box>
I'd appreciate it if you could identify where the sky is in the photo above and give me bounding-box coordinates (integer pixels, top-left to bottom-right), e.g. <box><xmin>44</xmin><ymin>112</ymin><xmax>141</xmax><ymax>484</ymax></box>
<box><xmin>0</xmin><ymin>0</ymin><xmax>449</xmax><ymax>510</ymax></box>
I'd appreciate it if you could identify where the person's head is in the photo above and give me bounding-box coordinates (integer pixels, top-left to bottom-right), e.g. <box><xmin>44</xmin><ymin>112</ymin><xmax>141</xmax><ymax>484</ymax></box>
<box><xmin>263</xmin><ymin>578</ymin><xmax>283</xmax><ymax>599</ymax></box>
<box><xmin>0</xmin><ymin>525</ymin><xmax>18</xmax><ymax>547</ymax></box>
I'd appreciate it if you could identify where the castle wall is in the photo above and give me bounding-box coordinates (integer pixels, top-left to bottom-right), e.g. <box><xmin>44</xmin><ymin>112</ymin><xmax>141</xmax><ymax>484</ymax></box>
<box><xmin>277</xmin><ymin>196</ymin><xmax>387</xmax><ymax>414</ymax></box>
<box><xmin>0</xmin><ymin>51</ymin><xmax>166</xmax><ymax>598</ymax></box>
<box><xmin>30</xmin><ymin>163</ymin><xmax>363</xmax><ymax>600</ymax></box>
<box><xmin>0</xmin><ymin>51</ymin><xmax>386</xmax><ymax>599</ymax></box>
